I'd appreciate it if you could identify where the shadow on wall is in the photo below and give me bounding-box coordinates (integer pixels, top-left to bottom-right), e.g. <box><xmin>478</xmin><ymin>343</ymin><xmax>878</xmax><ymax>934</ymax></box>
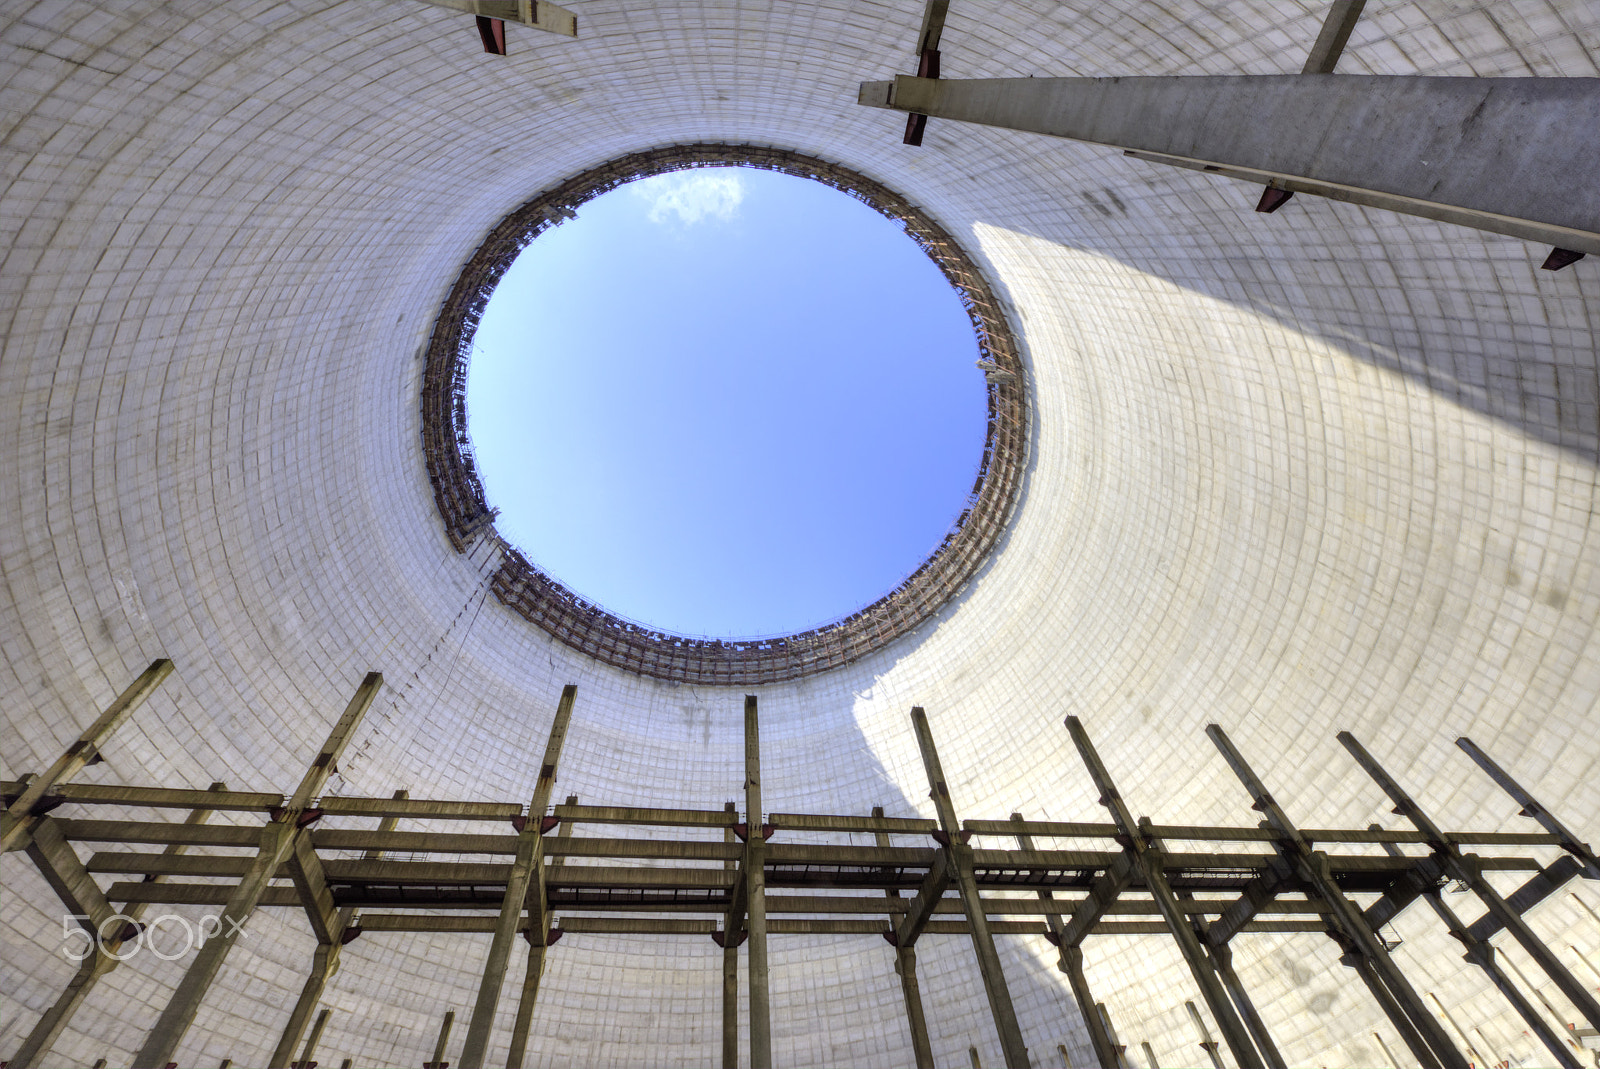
<box><xmin>975</xmin><ymin>148</ymin><xmax>1600</xmax><ymax>467</ymax></box>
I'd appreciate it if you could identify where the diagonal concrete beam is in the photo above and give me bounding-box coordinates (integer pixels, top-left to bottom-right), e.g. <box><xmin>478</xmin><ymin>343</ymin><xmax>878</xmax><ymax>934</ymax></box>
<box><xmin>860</xmin><ymin>73</ymin><xmax>1600</xmax><ymax>256</ymax></box>
<box><xmin>2</xmin><ymin>660</ymin><xmax>173</xmax><ymax>852</ymax></box>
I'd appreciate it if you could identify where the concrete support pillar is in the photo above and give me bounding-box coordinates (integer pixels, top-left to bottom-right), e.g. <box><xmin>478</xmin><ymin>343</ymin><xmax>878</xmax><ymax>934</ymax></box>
<box><xmin>424</xmin><ymin>1010</ymin><xmax>455</xmax><ymax>1069</ymax></box>
<box><xmin>461</xmin><ymin>685</ymin><xmax>576</xmax><ymax>1069</ymax></box>
<box><xmin>1207</xmin><ymin>942</ymin><xmax>1286</xmax><ymax>1069</ymax></box>
<box><xmin>271</xmin><ymin>945</ymin><xmax>342</xmax><ymax>1069</ymax></box>
<box><xmin>1206</xmin><ymin>724</ymin><xmax>1466</xmax><ymax>1069</ymax></box>
<box><xmin>272</xmin><ymin>789</ymin><xmax>408</xmax><ymax>1069</ymax></box>
<box><xmin>1096</xmin><ymin>1004</ymin><xmax>1128</xmax><ymax>1069</ymax></box>
<box><xmin>911</xmin><ymin>707</ymin><xmax>1030</xmax><ymax>1069</ymax></box>
<box><xmin>744</xmin><ymin>695</ymin><xmax>772</xmax><ymax>1069</ymax></box>
<box><xmin>1185</xmin><ymin>1000</ymin><xmax>1224</xmax><ymax>1069</ymax></box>
<box><xmin>507</xmin><ymin>794</ymin><xmax>575</xmax><ymax>1069</ymax></box>
<box><xmin>878</xmin><ymin>805</ymin><xmax>935</xmax><ymax>1069</ymax></box>
<box><xmin>1377</xmin><ymin>836</ymin><xmax>1581</xmax><ymax>1069</ymax></box>
<box><xmin>1302</xmin><ymin>0</ymin><xmax>1365</xmax><ymax>74</ymax></box>
<box><xmin>9</xmin><ymin>953</ymin><xmax>117</xmax><ymax>1069</ymax></box>
<box><xmin>1059</xmin><ymin>946</ymin><xmax>1119</xmax><ymax>1069</ymax></box>
<box><xmin>858</xmin><ymin>73</ymin><xmax>1600</xmax><ymax>257</ymax></box>
<box><xmin>1065</xmin><ymin>718</ymin><xmax>1264</xmax><ymax>1069</ymax></box>
<box><xmin>1342</xmin><ymin>949</ymin><xmax>1443</xmax><ymax>1069</ymax></box>
<box><xmin>1343</xmin><ymin>732</ymin><xmax>1600</xmax><ymax>1033</ymax></box>
<box><xmin>891</xmin><ymin>947</ymin><xmax>935</xmax><ymax>1069</ymax></box>
<box><xmin>11</xmin><ymin>782</ymin><xmax>226</xmax><ymax>1069</ymax></box>
<box><xmin>291</xmin><ymin>1008</ymin><xmax>329</xmax><ymax>1069</ymax></box>
<box><xmin>1009</xmin><ymin>813</ymin><xmax>1113</xmax><ymax>1069</ymax></box>
<box><xmin>134</xmin><ymin>674</ymin><xmax>382</xmax><ymax>1069</ymax></box>
<box><xmin>722</xmin><ymin>941</ymin><xmax>740</xmax><ymax>1069</ymax></box>
<box><xmin>1</xmin><ymin>659</ymin><xmax>173</xmax><ymax>852</ymax></box>
<box><xmin>721</xmin><ymin>801</ymin><xmax>740</xmax><ymax>1069</ymax></box>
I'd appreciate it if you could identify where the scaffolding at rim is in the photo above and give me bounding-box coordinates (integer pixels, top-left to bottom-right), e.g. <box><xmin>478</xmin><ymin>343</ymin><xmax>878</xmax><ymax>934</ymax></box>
<box><xmin>420</xmin><ymin>143</ymin><xmax>1028</xmax><ymax>685</ymax></box>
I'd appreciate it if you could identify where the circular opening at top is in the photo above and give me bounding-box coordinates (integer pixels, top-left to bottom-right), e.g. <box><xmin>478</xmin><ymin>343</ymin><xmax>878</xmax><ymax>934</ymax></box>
<box><xmin>422</xmin><ymin>144</ymin><xmax>1026</xmax><ymax>684</ymax></box>
<box><xmin>464</xmin><ymin>166</ymin><xmax>987</xmax><ymax>639</ymax></box>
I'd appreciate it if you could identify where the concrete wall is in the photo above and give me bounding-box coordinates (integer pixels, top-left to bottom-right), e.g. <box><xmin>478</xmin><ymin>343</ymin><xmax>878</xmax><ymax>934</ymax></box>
<box><xmin>2</xmin><ymin>2</ymin><xmax>1598</xmax><ymax>1065</ymax></box>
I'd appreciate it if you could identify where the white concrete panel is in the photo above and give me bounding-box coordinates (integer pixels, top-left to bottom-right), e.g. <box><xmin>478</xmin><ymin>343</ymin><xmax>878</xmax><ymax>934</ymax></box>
<box><xmin>2</xmin><ymin>1</ymin><xmax>1598</xmax><ymax>1066</ymax></box>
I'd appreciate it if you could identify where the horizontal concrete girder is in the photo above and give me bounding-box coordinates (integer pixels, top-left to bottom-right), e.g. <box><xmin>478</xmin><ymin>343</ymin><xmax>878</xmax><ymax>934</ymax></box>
<box><xmin>859</xmin><ymin>74</ymin><xmax>1600</xmax><ymax>255</ymax></box>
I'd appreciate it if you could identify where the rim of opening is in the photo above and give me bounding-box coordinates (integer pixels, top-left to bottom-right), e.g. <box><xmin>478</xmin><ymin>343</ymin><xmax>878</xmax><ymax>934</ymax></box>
<box><xmin>421</xmin><ymin>143</ymin><xmax>1027</xmax><ymax>685</ymax></box>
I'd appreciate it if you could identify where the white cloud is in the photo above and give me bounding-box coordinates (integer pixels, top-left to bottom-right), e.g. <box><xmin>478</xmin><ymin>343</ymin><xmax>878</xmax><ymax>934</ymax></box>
<box><xmin>633</xmin><ymin>169</ymin><xmax>745</xmax><ymax>226</ymax></box>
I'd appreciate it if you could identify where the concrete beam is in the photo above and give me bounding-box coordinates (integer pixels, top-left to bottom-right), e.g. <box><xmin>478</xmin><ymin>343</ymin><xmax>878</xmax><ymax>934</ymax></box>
<box><xmin>460</xmin><ymin>684</ymin><xmax>576</xmax><ymax>1069</ymax></box>
<box><xmin>551</xmin><ymin>803</ymin><xmax>738</xmax><ymax>829</ymax></box>
<box><xmin>25</xmin><ymin>816</ymin><xmax>117</xmax><ymax>930</ymax></box>
<box><xmin>2</xmin><ymin>660</ymin><xmax>173</xmax><ymax>852</ymax></box>
<box><xmin>1057</xmin><ymin>853</ymin><xmax>1133</xmax><ymax>947</ymax></box>
<box><xmin>895</xmin><ymin>853</ymin><xmax>952</xmax><ymax>947</ymax></box>
<box><xmin>1377</xmin><ymin>834</ymin><xmax>1581</xmax><ymax>1069</ymax></box>
<box><xmin>1207</xmin><ymin>724</ymin><xmax>1467</xmax><ymax>1069</ymax></box>
<box><xmin>1066</xmin><ymin>718</ymin><xmax>1265</xmax><ymax>1069</ymax></box>
<box><xmin>913</xmin><ymin>707</ymin><xmax>1030</xmax><ymax>1069</ymax></box>
<box><xmin>773</xmin><ymin>812</ymin><xmax>939</xmax><ymax>835</ymax></box>
<box><xmin>1456</xmin><ymin>736</ymin><xmax>1600</xmax><ymax>880</ymax></box>
<box><xmin>1341</xmin><ymin>731</ymin><xmax>1600</xmax><ymax>1032</ymax></box>
<box><xmin>879</xmin><ymin>806</ymin><xmax>935</xmax><ymax>1069</ymax></box>
<box><xmin>507</xmin><ymin>794</ymin><xmax>575</xmax><ymax>1069</ymax></box>
<box><xmin>1463</xmin><ymin>855</ymin><xmax>1583</xmax><ymax>943</ymax></box>
<box><xmin>859</xmin><ymin>73</ymin><xmax>1600</xmax><ymax>256</ymax></box>
<box><xmin>744</xmin><ymin>696</ymin><xmax>772</xmax><ymax>1069</ymax></box>
<box><xmin>132</xmin><ymin>674</ymin><xmax>381</xmax><ymax>1069</ymax></box>
<box><xmin>414</xmin><ymin>0</ymin><xmax>577</xmax><ymax>37</ymax></box>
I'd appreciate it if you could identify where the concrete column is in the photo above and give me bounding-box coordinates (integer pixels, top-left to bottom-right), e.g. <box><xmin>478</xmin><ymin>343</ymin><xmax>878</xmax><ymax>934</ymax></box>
<box><xmin>1378</xmin><ymin>837</ymin><xmax>1581</xmax><ymax>1069</ymax></box>
<box><xmin>911</xmin><ymin>707</ymin><xmax>1030</xmax><ymax>1069</ymax></box>
<box><xmin>1343</xmin><ymin>731</ymin><xmax>1600</xmax><ymax>1033</ymax></box>
<box><xmin>9</xmin><ymin>953</ymin><xmax>116</xmax><ymax>1069</ymax></box>
<box><xmin>878</xmin><ymin>805</ymin><xmax>934</xmax><ymax>1069</ymax></box>
<box><xmin>291</xmin><ymin>1008</ymin><xmax>329</xmax><ymax>1069</ymax></box>
<box><xmin>424</xmin><ymin>1010</ymin><xmax>454</xmax><ymax>1069</ymax></box>
<box><xmin>1207</xmin><ymin>724</ymin><xmax>1467</xmax><ymax>1069</ymax></box>
<box><xmin>744</xmin><ymin>695</ymin><xmax>771</xmax><ymax>1069</ymax></box>
<box><xmin>1208</xmin><ymin>942</ymin><xmax>1286</xmax><ymax>1069</ymax></box>
<box><xmin>1302</xmin><ymin>0</ymin><xmax>1365</xmax><ymax>74</ymax></box>
<box><xmin>1065</xmin><ymin>718</ymin><xmax>1264</xmax><ymax>1069</ymax></box>
<box><xmin>858</xmin><ymin>73</ymin><xmax>1600</xmax><ymax>257</ymax></box>
<box><xmin>722</xmin><ymin>801</ymin><xmax>739</xmax><ymax>1069</ymax></box>
<box><xmin>272</xmin><ymin>790</ymin><xmax>408</xmax><ymax>1069</ymax></box>
<box><xmin>1341</xmin><ymin>949</ymin><xmax>1443</xmax><ymax>1069</ymax></box>
<box><xmin>507</xmin><ymin>794</ymin><xmax>576</xmax><ymax>1069</ymax></box>
<box><xmin>1096</xmin><ymin>1004</ymin><xmax>1128</xmax><ymax>1069</ymax></box>
<box><xmin>12</xmin><ymin>782</ymin><xmax>227</xmax><ymax>1069</ymax></box>
<box><xmin>1059</xmin><ymin>946</ymin><xmax>1119</xmax><ymax>1069</ymax></box>
<box><xmin>134</xmin><ymin>674</ymin><xmax>382</xmax><ymax>1069</ymax></box>
<box><xmin>271</xmin><ymin>945</ymin><xmax>342</xmax><ymax>1069</ymax></box>
<box><xmin>1</xmin><ymin>660</ymin><xmax>173</xmax><ymax>852</ymax></box>
<box><xmin>1009</xmin><ymin>814</ymin><xmax>1113</xmax><ymax>1069</ymax></box>
<box><xmin>461</xmin><ymin>685</ymin><xmax>576</xmax><ymax>1069</ymax></box>
<box><xmin>1185</xmin><ymin>1000</ymin><xmax>1223</xmax><ymax>1069</ymax></box>
<box><xmin>722</xmin><ymin>941</ymin><xmax>740</xmax><ymax>1069</ymax></box>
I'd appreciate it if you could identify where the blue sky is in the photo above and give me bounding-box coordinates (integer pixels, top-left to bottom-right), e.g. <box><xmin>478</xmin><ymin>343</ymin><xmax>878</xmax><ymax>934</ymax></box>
<box><xmin>466</xmin><ymin>166</ymin><xmax>986</xmax><ymax>638</ymax></box>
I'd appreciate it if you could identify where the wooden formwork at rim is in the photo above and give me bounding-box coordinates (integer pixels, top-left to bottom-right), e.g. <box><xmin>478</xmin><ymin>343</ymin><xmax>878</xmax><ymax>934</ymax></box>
<box><xmin>419</xmin><ymin>142</ymin><xmax>1028</xmax><ymax>685</ymax></box>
